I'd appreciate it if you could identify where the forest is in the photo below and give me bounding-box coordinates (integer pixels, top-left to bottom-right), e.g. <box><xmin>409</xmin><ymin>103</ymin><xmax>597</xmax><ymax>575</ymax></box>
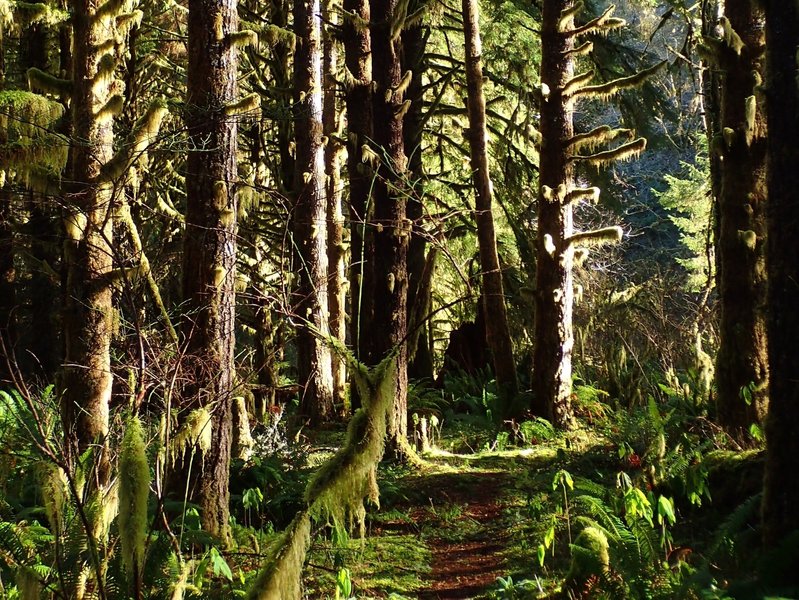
<box><xmin>1</xmin><ymin>0</ymin><xmax>798</xmax><ymax>596</ymax></box>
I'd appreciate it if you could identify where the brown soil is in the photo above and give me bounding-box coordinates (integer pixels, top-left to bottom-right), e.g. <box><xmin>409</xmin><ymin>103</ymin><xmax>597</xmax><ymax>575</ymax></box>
<box><xmin>411</xmin><ymin>471</ymin><xmax>511</xmax><ymax>599</ymax></box>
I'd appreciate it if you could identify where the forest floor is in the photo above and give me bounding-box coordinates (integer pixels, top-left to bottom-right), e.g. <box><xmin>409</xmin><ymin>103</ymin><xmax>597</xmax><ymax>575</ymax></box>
<box><xmin>303</xmin><ymin>440</ymin><xmax>565</xmax><ymax>599</ymax></box>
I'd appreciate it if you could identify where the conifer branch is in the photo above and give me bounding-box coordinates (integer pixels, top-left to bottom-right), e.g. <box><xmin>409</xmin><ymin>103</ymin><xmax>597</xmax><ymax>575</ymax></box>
<box><xmin>26</xmin><ymin>68</ymin><xmax>73</xmax><ymax>97</ymax></box>
<box><xmin>566</xmin><ymin>125</ymin><xmax>633</xmax><ymax>153</ymax></box>
<box><xmin>571</xmin><ymin>137</ymin><xmax>647</xmax><ymax>167</ymax></box>
<box><xmin>565</xmin><ymin>226</ymin><xmax>623</xmax><ymax>249</ymax></box>
<box><xmin>567</xmin><ymin>5</ymin><xmax>624</xmax><ymax>38</ymax></box>
<box><xmin>569</xmin><ymin>61</ymin><xmax>666</xmax><ymax>101</ymax></box>
<box><xmin>562</xmin><ymin>70</ymin><xmax>595</xmax><ymax>96</ymax></box>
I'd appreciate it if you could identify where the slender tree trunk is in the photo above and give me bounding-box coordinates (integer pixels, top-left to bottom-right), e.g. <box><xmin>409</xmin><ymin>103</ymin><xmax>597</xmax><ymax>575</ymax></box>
<box><xmin>402</xmin><ymin>18</ymin><xmax>434</xmax><ymax>382</ymax></box>
<box><xmin>532</xmin><ymin>0</ymin><xmax>576</xmax><ymax>427</ymax></box>
<box><xmin>59</xmin><ymin>0</ymin><xmax>117</xmax><ymax>468</ymax></box>
<box><xmin>323</xmin><ymin>3</ymin><xmax>347</xmax><ymax>413</ymax></box>
<box><xmin>0</xmin><ymin>189</ymin><xmax>14</xmax><ymax>385</ymax></box>
<box><xmin>462</xmin><ymin>0</ymin><xmax>519</xmax><ymax>416</ymax></box>
<box><xmin>369</xmin><ymin>0</ymin><xmax>410</xmax><ymax>455</ymax></box>
<box><xmin>343</xmin><ymin>0</ymin><xmax>373</xmax><ymax>408</ymax></box>
<box><xmin>180</xmin><ymin>0</ymin><xmax>241</xmax><ymax>542</ymax></box>
<box><xmin>714</xmin><ymin>0</ymin><xmax>768</xmax><ymax>443</ymax></box>
<box><xmin>293</xmin><ymin>0</ymin><xmax>335</xmax><ymax>424</ymax></box>
<box><xmin>763</xmin><ymin>0</ymin><xmax>799</xmax><ymax>551</ymax></box>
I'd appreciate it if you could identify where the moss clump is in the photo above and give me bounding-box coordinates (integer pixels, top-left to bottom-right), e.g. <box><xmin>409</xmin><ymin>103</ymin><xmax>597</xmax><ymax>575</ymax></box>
<box><xmin>118</xmin><ymin>416</ymin><xmax>150</xmax><ymax>584</ymax></box>
<box><xmin>566</xmin><ymin>526</ymin><xmax>610</xmax><ymax>585</ymax></box>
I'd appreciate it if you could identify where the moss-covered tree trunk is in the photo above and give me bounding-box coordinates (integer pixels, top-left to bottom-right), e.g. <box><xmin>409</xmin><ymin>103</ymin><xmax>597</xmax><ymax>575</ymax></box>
<box><xmin>323</xmin><ymin>2</ymin><xmax>347</xmax><ymax>414</ymax></box>
<box><xmin>532</xmin><ymin>0</ymin><xmax>576</xmax><ymax>427</ymax></box>
<box><xmin>532</xmin><ymin>2</ymin><xmax>648</xmax><ymax>427</ymax></box>
<box><xmin>763</xmin><ymin>0</ymin><xmax>799</xmax><ymax>552</ymax></box>
<box><xmin>343</xmin><ymin>0</ymin><xmax>373</xmax><ymax>408</ymax></box>
<box><xmin>713</xmin><ymin>0</ymin><xmax>768</xmax><ymax>443</ymax></box>
<box><xmin>369</xmin><ymin>0</ymin><xmax>410</xmax><ymax>455</ymax></box>
<box><xmin>181</xmin><ymin>0</ymin><xmax>241</xmax><ymax>542</ymax></box>
<box><xmin>293</xmin><ymin>0</ymin><xmax>335</xmax><ymax>424</ymax></box>
<box><xmin>59</xmin><ymin>0</ymin><xmax>117</xmax><ymax>467</ymax></box>
<box><xmin>462</xmin><ymin>0</ymin><xmax>519</xmax><ymax>416</ymax></box>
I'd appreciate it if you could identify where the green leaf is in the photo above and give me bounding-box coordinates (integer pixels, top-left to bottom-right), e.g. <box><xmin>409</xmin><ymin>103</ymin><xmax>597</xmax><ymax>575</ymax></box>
<box><xmin>657</xmin><ymin>496</ymin><xmax>676</xmax><ymax>526</ymax></box>
<box><xmin>336</xmin><ymin>567</ymin><xmax>353</xmax><ymax>599</ymax></box>
<box><xmin>537</xmin><ymin>543</ymin><xmax>546</xmax><ymax>567</ymax></box>
<box><xmin>210</xmin><ymin>547</ymin><xmax>233</xmax><ymax>581</ymax></box>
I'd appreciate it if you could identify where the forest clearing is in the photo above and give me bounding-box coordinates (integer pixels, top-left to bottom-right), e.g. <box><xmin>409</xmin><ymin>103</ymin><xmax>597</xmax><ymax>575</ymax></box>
<box><xmin>1</xmin><ymin>0</ymin><xmax>799</xmax><ymax>597</ymax></box>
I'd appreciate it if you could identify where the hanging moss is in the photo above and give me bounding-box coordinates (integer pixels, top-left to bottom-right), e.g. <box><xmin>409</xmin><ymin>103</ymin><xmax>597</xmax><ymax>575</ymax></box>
<box><xmin>567</xmin><ymin>5</ymin><xmax>624</xmax><ymax>37</ymax></box>
<box><xmin>171</xmin><ymin>407</ymin><xmax>213</xmax><ymax>462</ymax></box>
<box><xmin>570</xmin><ymin>61</ymin><xmax>666</xmax><ymax>101</ymax></box>
<box><xmin>572</xmin><ymin>137</ymin><xmax>647</xmax><ymax>168</ymax></box>
<box><xmin>26</xmin><ymin>68</ymin><xmax>73</xmax><ymax>97</ymax></box>
<box><xmin>565</xmin><ymin>225</ymin><xmax>623</xmax><ymax>249</ymax></box>
<box><xmin>38</xmin><ymin>462</ymin><xmax>67</xmax><ymax>532</ymax></box>
<box><xmin>0</xmin><ymin>91</ymin><xmax>68</xmax><ymax>183</ymax></box>
<box><xmin>248</xmin><ymin>352</ymin><xmax>399</xmax><ymax>599</ymax></box>
<box><xmin>247</xmin><ymin>511</ymin><xmax>311</xmax><ymax>600</ymax></box>
<box><xmin>118</xmin><ymin>416</ymin><xmax>150</xmax><ymax>585</ymax></box>
<box><xmin>566</xmin><ymin>125</ymin><xmax>633</xmax><ymax>153</ymax></box>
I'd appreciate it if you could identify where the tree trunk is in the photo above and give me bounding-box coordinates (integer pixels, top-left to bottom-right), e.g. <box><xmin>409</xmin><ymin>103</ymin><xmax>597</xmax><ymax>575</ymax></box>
<box><xmin>763</xmin><ymin>0</ymin><xmax>799</xmax><ymax>552</ymax></box>
<box><xmin>0</xmin><ymin>190</ymin><xmax>14</xmax><ymax>385</ymax></box>
<box><xmin>714</xmin><ymin>0</ymin><xmax>768</xmax><ymax>443</ymax></box>
<box><xmin>532</xmin><ymin>0</ymin><xmax>576</xmax><ymax>428</ymax></box>
<box><xmin>369</xmin><ymin>0</ymin><xmax>410</xmax><ymax>456</ymax></box>
<box><xmin>59</xmin><ymin>0</ymin><xmax>117</xmax><ymax>470</ymax></box>
<box><xmin>402</xmin><ymin>17</ymin><xmax>434</xmax><ymax>382</ymax></box>
<box><xmin>462</xmin><ymin>0</ymin><xmax>519</xmax><ymax>417</ymax></box>
<box><xmin>343</xmin><ymin>0</ymin><xmax>373</xmax><ymax>383</ymax></box>
<box><xmin>323</xmin><ymin>2</ymin><xmax>348</xmax><ymax>414</ymax></box>
<box><xmin>293</xmin><ymin>0</ymin><xmax>335</xmax><ymax>424</ymax></box>
<box><xmin>180</xmin><ymin>0</ymin><xmax>241</xmax><ymax>543</ymax></box>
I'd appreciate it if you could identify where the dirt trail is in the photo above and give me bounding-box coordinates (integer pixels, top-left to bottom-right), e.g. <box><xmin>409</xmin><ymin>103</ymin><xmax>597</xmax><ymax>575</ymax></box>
<box><xmin>411</xmin><ymin>471</ymin><xmax>511</xmax><ymax>599</ymax></box>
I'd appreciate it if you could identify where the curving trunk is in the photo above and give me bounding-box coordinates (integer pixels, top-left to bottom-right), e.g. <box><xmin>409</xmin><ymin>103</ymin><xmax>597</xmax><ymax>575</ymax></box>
<box><xmin>462</xmin><ymin>0</ymin><xmax>519</xmax><ymax>416</ymax></box>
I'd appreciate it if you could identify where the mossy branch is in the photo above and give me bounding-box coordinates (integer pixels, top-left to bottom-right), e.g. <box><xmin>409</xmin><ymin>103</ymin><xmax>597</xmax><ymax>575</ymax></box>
<box><xmin>565</xmin><ymin>186</ymin><xmax>600</xmax><ymax>205</ymax></box>
<box><xmin>224</xmin><ymin>93</ymin><xmax>260</xmax><ymax>116</ymax></box>
<box><xmin>571</xmin><ymin>137</ymin><xmax>646</xmax><ymax>167</ymax></box>
<box><xmin>95</xmin><ymin>93</ymin><xmax>125</xmax><ymax>121</ymax></box>
<box><xmin>248</xmin><ymin>328</ymin><xmax>401</xmax><ymax>599</ymax></box>
<box><xmin>565</xmin><ymin>226</ymin><xmax>623</xmax><ymax>249</ymax></box>
<box><xmin>260</xmin><ymin>24</ymin><xmax>296</xmax><ymax>48</ymax></box>
<box><xmin>247</xmin><ymin>511</ymin><xmax>311</xmax><ymax>600</ymax></box>
<box><xmin>118</xmin><ymin>201</ymin><xmax>179</xmax><ymax>343</ymax></box>
<box><xmin>570</xmin><ymin>61</ymin><xmax>666</xmax><ymax>101</ymax></box>
<box><xmin>93</xmin><ymin>0</ymin><xmax>125</xmax><ymax>23</ymax></box>
<box><xmin>26</xmin><ymin>68</ymin><xmax>72</xmax><ymax>97</ymax></box>
<box><xmin>562</xmin><ymin>70</ymin><xmax>595</xmax><ymax>96</ymax></box>
<box><xmin>718</xmin><ymin>16</ymin><xmax>745</xmax><ymax>55</ymax></box>
<box><xmin>115</xmin><ymin>10</ymin><xmax>143</xmax><ymax>32</ymax></box>
<box><xmin>100</xmin><ymin>99</ymin><xmax>168</xmax><ymax>183</ymax></box>
<box><xmin>558</xmin><ymin>0</ymin><xmax>583</xmax><ymax>30</ymax></box>
<box><xmin>567</xmin><ymin>5</ymin><xmax>624</xmax><ymax>38</ymax></box>
<box><xmin>227</xmin><ymin>29</ymin><xmax>258</xmax><ymax>48</ymax></box>
<box><xmin>566</xmin><ymin>125</ymin><xmax>633</xmax><ymax>153</ymax></box>
<box><xmin>565</xmin><ymin>40</ymin><xmax>593</xmax><ymax>58</ymax></box>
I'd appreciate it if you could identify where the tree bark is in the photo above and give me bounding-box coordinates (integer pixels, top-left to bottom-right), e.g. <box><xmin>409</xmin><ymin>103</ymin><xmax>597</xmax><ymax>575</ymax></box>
<box><xmin>532</xmin><ymin>0</ymin><xmax>576</xmax><ymax>428</ymax></box>
<box><xmin>180</xmin><ymin>0</ymin><xmax>241</xmax><ymax>543</ymax></box>
<box><xmin>763</xmin><ymin>0</ymin><xmax>799</xmax><ymax>552</ymax></box>
<box><xmin>323</xmin><ymin>2</ymin><xmax>348</xmax><ymax>413</ymax></box>
<box><xmin>59</xmin><ymin>0</ymin><xmax>117</xmax><ymax>469</ymax></box>
<box><xmin>714</xmin><ymin>0</ymin><xmax>768</xmax><ymax>443</ymax></box>
<box><xmin>402</xmin><ymin>17</ymin><xmax>434</xmax><ymax>382</ymax></box>
<box><xmin>462</xmin><ymin>0</ymin><xmax>519</xmax><ymax>416</ymax></box>
<box><xmin>343</xmin><ymin>0</ymin><xmax>374</xmax><ymax>387</ymax></box>
<box><xmin>293</xmin><ymin>0</ymin><xmax>335</xmax><ymax>424</ymax></box>
<box><xmin>369</xmin><ymin>0</ymin><xmax>410</xmax><ymax>455</ymax></box>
